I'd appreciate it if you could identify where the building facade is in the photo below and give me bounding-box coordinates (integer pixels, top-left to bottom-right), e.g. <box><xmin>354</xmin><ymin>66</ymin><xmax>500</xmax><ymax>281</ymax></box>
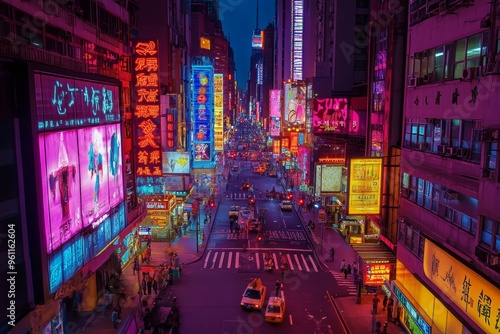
<box><xmin>398</xmin><ymin>0</ymin><xmax>500</xmax><ymax>333</ymax></box>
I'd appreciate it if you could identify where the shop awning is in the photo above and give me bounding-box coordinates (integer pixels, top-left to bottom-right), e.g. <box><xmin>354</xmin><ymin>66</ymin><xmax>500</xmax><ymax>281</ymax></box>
<box><xmin>352</xmin><ymin>243</ymin><xmax>397</xmax><ymax>264</ymax></box>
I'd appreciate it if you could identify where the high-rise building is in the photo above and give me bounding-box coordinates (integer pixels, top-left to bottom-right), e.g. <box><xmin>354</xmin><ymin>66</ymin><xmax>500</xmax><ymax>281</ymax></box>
<box><xmin>397</xmin><ymin>0</ymin><xmax>500</xmax><ymax>333</ymax></box>
<box><xmin>0</xmin><ymin>0</ymin><xmax>145</xmax><ymax>332</ymax></box>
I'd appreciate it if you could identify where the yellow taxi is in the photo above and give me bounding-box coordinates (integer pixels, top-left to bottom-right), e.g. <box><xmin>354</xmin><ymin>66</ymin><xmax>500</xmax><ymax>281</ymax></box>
<box><xmin>240</xmin><ymin>278</ymin><xmax>266</xmax><ymax>310</ymax></box>
<box><xmin>264</xmin><ymin>292</ymin><xmax>286</xmax><ymax>323</ymax></box>
<box><xmin>254</xmin><ymin>166</ymin><xmax>266</xmax><ymax>174</ymax></box>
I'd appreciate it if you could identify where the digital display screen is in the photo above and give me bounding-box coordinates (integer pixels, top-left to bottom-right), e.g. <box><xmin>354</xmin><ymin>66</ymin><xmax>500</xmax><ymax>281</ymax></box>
<box><xmin>283</xmin><ymin>83</ymin><xmax>306</xmax><ymax>126</ymax></box>
<box><xmin>40</xmin><ymin>125</ymin><xmax>124</xmax><ymax>253</ymax></box>
<box><xmin>269</xmin><ymin>90</ymin><xmax>281</xmax><ymax>118</ymax></box>
<box><xmin>192</xmin><ymin>66</ymin><xmax>214</xmax><ymax>166</ymax></box>
<box><xmin>162</xmin><ymin>152</ymin><xmax>190</xmax><ymax>174</ymax></box>
<box><xmin>34</xmin><ymin>73</ymin><xmax>120</xmax><ymax>131</ymax></box>
<box><xmin>312</xmin><ymin>98</ymin><xmax>348</xmax><ymax>133</ymax></box>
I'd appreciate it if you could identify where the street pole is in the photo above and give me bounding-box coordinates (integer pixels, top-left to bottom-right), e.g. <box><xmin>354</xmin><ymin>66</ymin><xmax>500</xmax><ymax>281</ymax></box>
<box><xmin>196</xmin><ymin>198</ymin><xmax>200</xmax><ymax>253</ymax></box>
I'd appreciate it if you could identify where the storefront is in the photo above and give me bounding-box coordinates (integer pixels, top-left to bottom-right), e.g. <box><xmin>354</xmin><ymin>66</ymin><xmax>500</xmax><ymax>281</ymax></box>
<box><xmin>352</xmin><ymin>243</ymin><xmax>396</xmax><ymax>293</ymax></box>
<box><xmin>339</xmin><ymin>216</ymin><xmax>365</xmax><ymax>244</ymax></box>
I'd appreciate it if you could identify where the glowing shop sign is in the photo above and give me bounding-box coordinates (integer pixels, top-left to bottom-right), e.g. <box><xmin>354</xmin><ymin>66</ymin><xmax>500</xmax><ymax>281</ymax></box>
<box><xmin>423</xmin><ymin>240</ymin><xmax>500</xmax><ymax>334</ymax></box>
<box><xmin>348</xmin><ymin>158</ymin><xmax>382</xmax><ymax>215</ymax></box>
<box><xmin>213</xmin><ymin>73</ymin><xmax>224</xmax><ymax>151</ymax></box>
<box><xmin>133</xmin><ymin>40</ymin><xmax>162</xmax><ymax>177</ymax></box>
<box><xmin>393</xmin><ymin>284</ymin><xmax>431</xmax><ymax>334</ymax></box>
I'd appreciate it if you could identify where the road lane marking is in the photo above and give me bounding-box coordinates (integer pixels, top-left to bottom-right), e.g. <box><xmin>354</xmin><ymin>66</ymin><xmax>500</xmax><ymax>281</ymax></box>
<box><xmin>227</xmin><ymin>252</ymin><xmax>233</xmax><ymax>268</ymax></box>
<box><xmin>219</xmin><ymin>252</ymin><xmax>225</xmax><ymax>268</ymax></box>
<box><xmin>256</xmin><ymin>252</ymin><xmax>260</xmax><ymax>269</ymax></box>
<box><xmin>294</xmin><ymin>254</ymin><xmax>303</xmax><ymax>271</ymax></box>
<box><xmin>203</xmin><ymin>250</ymin><xmax>212</xmax><ymax>268</ymax></box>
<box><xmin>289</xmin><ymin>314</ymin><xmax>293</xmax><ymax>325</ymax></box>
<box><xmin>308</xmin><ymin>255</ymin><xmax>318</xmax><ymax>272</ymax></box>
<box><xmin>211</xmin><ymin>252</ymin><xmax>218</xmax><ymax>269</ymax></box>
<box><xmin>300</xmin><ymin>254</ymin><xmax>310</xmax><ymax>272</ymax></box>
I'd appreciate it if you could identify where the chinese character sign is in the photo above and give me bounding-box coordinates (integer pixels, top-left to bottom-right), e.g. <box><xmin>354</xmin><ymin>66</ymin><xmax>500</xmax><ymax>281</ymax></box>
<box><xmin>35</xmin><ymin>73</ymin><xmax>120</xmax><ymax>131</ymax></box>
<box><xmin>312</xmin><ymin>98</ymin><xmax>348</xmax><ymax>133</ymax></box>
<box><xmin>297</xmin><ymin>147</ymin><xmax>310</xmax><ymax>186</ymax></box>
<box><xmin>364</xmin><ymin>263</ymin><xmax>391</xmax><ymax>285</ymax></box>
<box><xmin>213</xmin><ymin>73</ymin><xmax>224</xmax><ymax>151</ymax></box>
<box><xmin>423</xmin><ymin>240</ymin><xmax>500</xmax><ymax>334</ymax></box>
<box><xmin>348</xmin><ymin>158</ymin><xmax>382</xmax><ymax>215</ymax></box>
<box><xmin>133</xmin><ymin>40</ymin><xmax>162</xmax><ymax>177</ymax></box>
<box><xmin>192</xmin><ymin>66</ymin><xmax>214</xmax><ymax>163</ymax></box>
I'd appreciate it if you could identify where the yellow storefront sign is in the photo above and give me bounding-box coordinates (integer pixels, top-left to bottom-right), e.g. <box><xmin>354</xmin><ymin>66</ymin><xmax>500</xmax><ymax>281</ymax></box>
<box><xmin>423</xmin><ymin>240</ymin><xmax>500</xmax><ymax>333</ymax></box>
<box><xmin>348</xmin><ymin>158</ymin><xmax>382</xmax><ymax>215</ymax></box>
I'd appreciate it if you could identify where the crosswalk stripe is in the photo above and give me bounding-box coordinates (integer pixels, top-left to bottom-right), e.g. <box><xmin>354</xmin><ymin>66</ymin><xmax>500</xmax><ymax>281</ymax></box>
<box><xmin>301</xmin><ymin>254</ymin><xmax>310</xmax><ymax>272</ymax></box>
<box><xmin>255</xmin><ymin>252</ymin><xmax>260</xmax><ymax>270</ymax></box>
<box><xmin>286</xmin><ymin>254</ymin><xmax>294</xmax><ymax>271</ymax></box>
<box><xmin>203</xmin><ymin>250</ymin><xmax>212</xmax><ymax>268</ymax></box>
<box><xmin>211</xmin><ymin>252</ymin><xmax>219</xmax><ymax>269</ymax></box>
<box><xmin>308</xmin><ymin>255</ymin><xmax>318</xmax><ymax>272</ymax></box>
<box><xmin>235</xmin><ymin>252</ymin><xmax>240</xmax><ymax>268</ymax></box>
<box><xmin>227</xmin><ymin>252</ymin><xmax>233</xmax><ymax>268</ymax></box>
<box><xmin>273</xmin><ymin>253</ymin><xmax>279</xmax><ymax>270</ymax></box>
<box><xmin>219</xmin><ymin>252</ymin><xmax>225</xmax><ymax>268</ymax></box>
<box><xmin>294</xmin><ymin>254</ymin><xmax>303</xmax><ymax>271</ymax></box>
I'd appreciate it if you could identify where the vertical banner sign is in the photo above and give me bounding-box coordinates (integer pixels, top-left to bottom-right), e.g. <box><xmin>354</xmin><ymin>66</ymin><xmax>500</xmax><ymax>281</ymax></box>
<box><xmin>166</xmin><ymin>94</ymin><xmax>178</xmax><ymax>150</ymax></box>
<box><xmin>213</xmin><ymin>74</ymin><xmax>224</xmax><ymax>151</ymax></box>
<box><xmin>290</xmin><ymin>132</ymin><xmax>299</xmax><ymax>154</ymax></box>
<box><xmin>133</xmin><ymin>40</ymin><xmax>162</xmax><ymax>177</ymax></box>
<box><xmin>348</xmin><ymin>158</ymin><xmax>382</xmax><ymax>214</ymax></box>
<box><xmin>192</xmin><ymin>65</ymin><xmax>214</xmax><ymax>164</ymax></box>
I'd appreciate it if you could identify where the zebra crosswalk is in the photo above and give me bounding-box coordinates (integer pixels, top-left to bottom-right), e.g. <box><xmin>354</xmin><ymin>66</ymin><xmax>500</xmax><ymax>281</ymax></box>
<box><xmin>331</xmin><ymin>271</ymin><xmax>358</xmax><ymax>296</ymax></box>
<box><xmin>202</xmin><ymin>250</ymin><xmax>320</xmax><ymax>272</ymax></box>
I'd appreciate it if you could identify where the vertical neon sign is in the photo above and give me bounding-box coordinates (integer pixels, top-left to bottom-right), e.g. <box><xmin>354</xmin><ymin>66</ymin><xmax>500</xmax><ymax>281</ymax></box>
<box><xmin>133</xmin><ymin>40</ymin><xmax>162</xmax><ymax>177</ymax></box>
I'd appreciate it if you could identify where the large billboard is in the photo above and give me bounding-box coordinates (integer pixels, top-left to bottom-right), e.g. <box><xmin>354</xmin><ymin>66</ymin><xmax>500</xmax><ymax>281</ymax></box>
<box><xmin>133</xmin><ymin>40</ymin><xmax>162</xmax><ymax>178</ymax></box>
<box><xmin>315</xmin><ymin>165</ymin><xmax>343</xmax><ymax>193</ymax></box>
<box><xmin>312</xmin><ymin>98</ymin><xmax>348</xmax><ymax>133</ymax></box>
<box><xmin>162</xmin><ymin>152</ymin><xmax>190</xmax><ymax>174</ymax></box>
<box><xmin>34</xmin><ymin>73</ymin><xmax>120</xmax><ymax>131</ymax></box>
<box><xmin>270</xmin><ymin>117</ymin><xmax>281</xmax><ymax>137</ymax></box>
<box><xmin>213</xmin><ymin>73</ymin><xmax>224</xmax><ymax>151</ymax></box>
<box><xmin>269</xmin><ymin>89</ymin><xmax>281</xmax><ymax>118</ymax></box>
<box><xmin>348</xmin><ymin>158</ymin><xmax>382</xmax><ymax>215</ymax></box>
<box><xmin>39</xmin><ymin>125</ymin><xmax>124</xmax><ymax>253</ymax></box>
<box><xmin>284</xmin><ymin>82</ymin><xmax>306</xmax><ymax>127</ymax></box>
<box><xmin>192</xmin><ymin>65</ymin><xmax>214</xmax><ymax>165</ymax></box>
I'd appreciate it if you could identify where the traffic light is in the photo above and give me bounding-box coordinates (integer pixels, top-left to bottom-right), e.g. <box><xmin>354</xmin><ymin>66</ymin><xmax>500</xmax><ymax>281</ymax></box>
<box><xmin>298</xmin><ymin>198</ymin><xmax>304</xmax><ymax>206</ymax></box>
<box><xmin>209</xmin><ymin>201</ymin><xmax>215</xmax><ymax>208</ymax></box>
<box><xmin>287</xmin><ymin>193</ymin><xmax>293</xmax><ymax>200</ymax></box>
<box><xmin>257</xmin><ymin>234</ymin><xmax>263</xmax><ymax>242</ymax></box>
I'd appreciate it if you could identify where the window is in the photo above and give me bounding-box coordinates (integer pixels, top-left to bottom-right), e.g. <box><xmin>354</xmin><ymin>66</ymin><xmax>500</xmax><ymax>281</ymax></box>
<box><xmin>434</xmin><ymin>46</ymin><xmax>444</xmax><ymax>81</ymax></box>
<box><xmin>481</xmin><ymin>217</ymin><xmax>494</xmax><ymax>245</ymax></box>
<box><xmin>486</xmin><ymin>142</ymin><xmax>498</xmax><ymax>170</ymax></box>
<box><xmin>495</xmin><ymin>223</ymin><xmax>500</xmax><ymax>251</ymax></box>
<box><xmin>454</xmin><ymin>38</ymin><xmax>466</xmax><ymax>79</ymax></box>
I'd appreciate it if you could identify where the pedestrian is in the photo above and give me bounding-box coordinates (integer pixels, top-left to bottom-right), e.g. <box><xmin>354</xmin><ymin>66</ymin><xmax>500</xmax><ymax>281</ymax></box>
<box><xmin>340</xmin><ymin>259</ymin><xmax>347</xmax><ymax>278</ymax></box>
<box><xmin>229</xmin><ymin>219</ymin><xmax>234</xmax><ymax>233</ymax></box>
<box><xmin>387</xmin><ymin>298</ymin><xmax>394</xmax><ymax>322</ymax></box>
<box><xmin>142</xmin><ymin>278</ymin><xmax>147</xmax><ymax>295</ymax></box>
<box><xmin>347</xmin><ymin>264</ymin><xmax>352</xmax><ymax>275</ymax></box>
<box><xmin>382</xmin><ymin>295</ymin><xmax>388</xmax><ymax>311</ymax></box>
<box><xmin>111</xmin><ymin>309</ymin><xmax>119</xmax><ymax>329</ymax></box>
<box><xmin>372</xmin><ymin>294</ymin><xmax>381</xmax><ymax>314</ymax></box>
<box><xmin>275</xmin><ymin>280</ymin><xmax>282</xmax><ymax>297</ymax></box>
<box><xmin>147</xmin><ymin>277</ymin><xmax>152</xmax><ymax>295</ymax></box>
<box><xmin>133</xmin><ymin>257</ymin><xmax>140</xmax><ymax>276</ymax></box>
<box><xmin>329</xmin><ymin>247</ymin><xmax>335</xmax><ymax>262</ymax></box>
<box><xmin>152</xmin><ymin>279</ymin><xmax>158</xmax><ymax>295</ymax></box>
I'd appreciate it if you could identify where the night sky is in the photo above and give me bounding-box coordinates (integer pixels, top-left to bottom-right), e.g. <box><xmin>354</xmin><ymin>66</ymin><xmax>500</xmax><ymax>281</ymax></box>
<box><xmin>219</xmin><ymin>0</ymin><xmax>275</xmax><ymax>91</ymax></box>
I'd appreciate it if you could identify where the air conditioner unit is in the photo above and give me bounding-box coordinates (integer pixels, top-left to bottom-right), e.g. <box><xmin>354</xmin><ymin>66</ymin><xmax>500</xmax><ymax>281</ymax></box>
<box><xmin>482</xmin><ymin>168</ymin><xmax>496</xmax><ymax>180</ymax></box>
<box><xmin>475</xmin><ymin>246</ymin><xmax>489</xmax><ymax>263</ymax></box>
<box><xmin>445</xmin><ymin>146</ymin><xmax>457</xmax><ymax>156</ymax></box>
<box><xmin>437</xmin><ymin>145</ymin><xmax>447</xmax><ymax>154</ymax></box>
<box><xmin>483</xmin><ymin>62</ymin><xmax>500</xmax><ymax>75</ymax></box>
<box><xmin>462</xmin><ymin>67</ymin><xmax>480</xmax><ymax>81</ymax></box>
<box><xmin>456</xmin><ymin>148</ymin><xmax>470</xmax><ymax>158</ymax></box>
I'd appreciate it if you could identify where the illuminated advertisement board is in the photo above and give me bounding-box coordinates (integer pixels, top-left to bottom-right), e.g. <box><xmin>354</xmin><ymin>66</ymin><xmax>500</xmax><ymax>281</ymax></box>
<box><xmin>312</xmin><ymin>98</ymin><xmax>348</xmax><ymax>133</ymax></box>
<box><xmin>270</xmin><ymin>117</ymin><xmax>281</xmax><ymax>137</ymax></box>
<box><xmin>269</xmin><ymin>89</ymin><xmax>282</xmax><ymax>118</ymax></box>
<box><xmin>272</xmin><ymin>140</ymin><xmax>280</xmax><ymax>155</ymax></box>
<box><xmin>48</xmin><ymin>203</ymin><xmax>125</xmax><ymax>294</ymax></box>
<box><xmin>348</xmin><ymin>158</ymin><xmax>382</xmax><ymax>215</ymax></box>
<box><xmin>319</xmin><ymin>165</ymin><xmax>343</xmax><ymax>193</ymax></box>
<box><xmin>364</xmin><ymin>263</ymin><xmax>391</xmax><ymax>285</ymax></box>
<box><xmin>348</xmin><ymin>109</ymin><xmax>367</xmax><ymax>135</ymax></box>
<box><xmin>39</xmin><ymin>125</ymin><xmax>124</xmax><ymax>253</ymax></box>
<box><xmin>213</xmin><ymin>73</ymin><xmax>224</xmax><ymax>151</ymax></box>
<box><xmin>297</xmin><ymin>147</ymin><xmax>310</xmax><ymax>186</ymax></box>
<box><xmin>192</xmin><ymin>65</ymin><xmax>214</xmax><ymax>165</ymax></box>
<box><xmin>34</xmin><ymin>73</ymin><xmax>120</xmax><ymax>131</ymax></box>
<box><xmin>164</xmin><ymin>94</ymin><xmax>178</xmax><ymax>150</ymax></box>
<box><xmin>133</xmin><ymin>40</ymin><xmax>162</xmax><ymax>178</ymax></box>
<box><xmin>164</xmin><ymin>175</ymin><xmax>185</xmax><ymax>191</ymax></box>
<box><xmin>290</xmin><ymin>133</ymin><xmax>298</xmax><ymax>153</ymax></box>
<box><xmin>284</xmin><ymin>82</ymin><xmax>306</xmax><ymax>126</ymax></box>
<box><xmin>252</xmin><ymin>30</ymin><xmax>263</xmax><ymax>49</ymax></box>
<box><xmin>162</xmin><ymin>152</ymin><xmax>190</xmax><ymax>174</ymax></box>
<box><xmin>423</xmin><ymin>240</ymin><xmax>500</xmax><ymax>334</ymax></box>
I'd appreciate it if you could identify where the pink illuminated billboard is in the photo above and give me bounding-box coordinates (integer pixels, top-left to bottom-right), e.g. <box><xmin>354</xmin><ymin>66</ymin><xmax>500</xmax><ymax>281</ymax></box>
<box><xmin>270</xmin><ymin>117</ymin><xmax>281</xmax><ymax>137</ymax></box>
<box><xmin>40</xmin><ymin>130</ymin><xmax>82</xmax><ymax>253</ymax></box>
<box><xmin>269</xmin><ymin>89</ymin><xmax>281</xmax><ymax>118</ymax></box>
<box><xmin>312</xmin><ymin>98</ymin><xmax>348</xmax><ymax>133</ymax></box>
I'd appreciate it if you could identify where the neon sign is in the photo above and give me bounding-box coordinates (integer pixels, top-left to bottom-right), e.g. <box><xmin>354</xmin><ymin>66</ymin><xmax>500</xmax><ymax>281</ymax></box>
<box><xmin>133</xmin><ymin>40</ymin><xmax>162</xmax><ymax>177</ymax></box>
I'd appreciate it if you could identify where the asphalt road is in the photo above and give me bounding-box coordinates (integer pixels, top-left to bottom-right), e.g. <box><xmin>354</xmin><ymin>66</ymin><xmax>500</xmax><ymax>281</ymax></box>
<box><xmin>169</xmin><ymin>158</ymin><xmax>349</xmax><ymax>334</ymax></box>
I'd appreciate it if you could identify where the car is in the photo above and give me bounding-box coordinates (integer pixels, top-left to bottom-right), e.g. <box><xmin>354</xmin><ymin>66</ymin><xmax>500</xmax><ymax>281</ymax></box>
<box><xmin>254</xmin><ymin>166</ymin><xmax>266</xmax><ymax>174</ymax></box>
<box><xmin>248</xmin><ymin>218</ymin><xmax>262</xmax><ymax>232</ymax></box>
<box><xmin>239</xmin><ymin>208</ymin><xmax>252</xmax><ymax>219</ymax></box>
<box><xmin>268</xmin><ymin>169</ymin><xmax>277</xmax><ymax>177</ymax></box>
<box><xmin>264</xmin><ymin>294</ymin><xmax>286</xmax><ymax>323</ymax></box>
<box><xmin>241</xmin><ymin>182</ymin><xmax>251</xmax><ymax>190</ymax></box>
<box><xmin>229</xmin><ymin>205</ymin><xmax>240</xmax><ymax>218</ymax></box>
<box><xmin>279</xmin><ymin>200</ymin><xmax>293</xmax><ymax>211</ymax></box>
<box><xmin>241</xmin><ymin>278</ymin><xmax>267</xmax><ymax>310</ymax></box>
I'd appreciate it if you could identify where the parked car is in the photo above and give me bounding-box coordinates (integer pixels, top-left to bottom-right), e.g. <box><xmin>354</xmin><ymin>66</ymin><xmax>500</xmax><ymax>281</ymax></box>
<box><xmin>279</xmin><ymin>200</ymin><xmax>293</xmax><ymax>211</ymax></box>
<box><xmin>264</xmin><ymin>294</ymin><xmax>286</xmax><ymax>323</ymax></box>
<box><xmin>241</xmin><ymin>278</ymin><xmax>267</xmax><ymax>310</ymax></box>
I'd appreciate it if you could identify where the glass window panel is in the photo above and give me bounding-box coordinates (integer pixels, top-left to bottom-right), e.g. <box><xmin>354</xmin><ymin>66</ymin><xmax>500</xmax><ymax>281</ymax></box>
<box><xmin>466</xmin><ymin>58</ymin><xmax>480</xmax><ymax>68</ymax></box>
<box><xmin>451</xmin><ymin>119</ymin><xmax>460</xmax><ymax>147</ymax></box>
<box><xmin>461</xmin><ymin>215</ymin><xmax>471</xmax><ymax>232</ymax></box>
<box><xmin>455</xmin><ymin>39</ymin><xmax>466</xmax><ymax>61</ymax></box>
<box><xmin>427</xmin><ymin>49</ymin><xmax>435</xmax><ymax>74</ymax></box>
<box><xmin>471</xmin><ymin>218</ymin><xmax>477</xmax><ymax>236</ymax></box>
<box><xmin>445</xmin><ymin>43</ymin><xmax>456</xmax><ymax>79</ymax></box>
<box><xmin>467</xmin><ymin>34</ymin><xmax>481</xmax><ymax>58</ymax></box>
<box><xmin>454</xmin><ymin>211</ymin><xmax>462</xmax><ymax>227</ymax></box>
<box><xmin>434</xmin><ymin>46</ymin><xmax>444</xmax><ymax>81</ymax></box>
<box><xmin>482</xmin><ymin>230</ymin><xmax>492</xmax><ymax>245</ymax></box>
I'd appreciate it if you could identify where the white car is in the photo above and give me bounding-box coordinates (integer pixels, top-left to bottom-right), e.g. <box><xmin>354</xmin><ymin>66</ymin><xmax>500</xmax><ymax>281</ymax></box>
<box><xmin>240</xmin><ymin>278</ymin><xmax>267</xmax><ymax>310</ymax></box>
<box><xmin>279</xmin><ymin>200</ymin><xmax>293</xmax><ymax>211</ymax></box>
